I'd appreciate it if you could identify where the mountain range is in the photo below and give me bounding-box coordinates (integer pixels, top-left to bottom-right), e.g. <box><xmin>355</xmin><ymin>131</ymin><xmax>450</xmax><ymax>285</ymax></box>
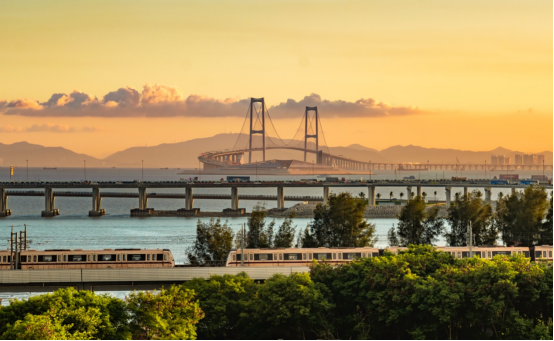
<box><xmin>0</xmin><ymin>134</ymin><xmax>551</xmax><ymax>168</ymax></box>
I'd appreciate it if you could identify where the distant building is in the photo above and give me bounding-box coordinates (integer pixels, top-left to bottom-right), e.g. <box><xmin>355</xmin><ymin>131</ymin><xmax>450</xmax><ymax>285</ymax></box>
<box><xmin>523</xmin><ymin>154</ymin><xmax>535</xmax><ymax>165</ymax></box>
<box><xmin>537</xmin><ymin>154</ymin><xmax>545</xmax><ymax>165</ymax></box>
<box><xmin>492</xmin><ymin>155</ymin><xmax>509</xmax><ymax>165</ymax></box>
<box><xmin>515</xmin><ymin>154</ymin><xmax>523</xmax><ymax>165</ymax></box>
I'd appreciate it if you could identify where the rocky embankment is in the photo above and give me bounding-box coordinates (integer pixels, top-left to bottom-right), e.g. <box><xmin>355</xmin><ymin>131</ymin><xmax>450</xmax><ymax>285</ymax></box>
<box><xmin>267</xmin><ymin>202</ymin><xmax>449</xmax><ymax>219</ymax></box>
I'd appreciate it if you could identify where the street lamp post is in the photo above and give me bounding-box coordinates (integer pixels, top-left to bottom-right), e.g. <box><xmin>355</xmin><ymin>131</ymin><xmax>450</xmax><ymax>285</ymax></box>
<box><xmin>84</xmin><ymin>160</ymin><xmax>87</xmax><ymax>181</ymax></box>
<box><xmin>369</xmin><ymin>160</ymin><xmax>372</xmax><ymax>181</ymax></box>
<box><xmin>142</xmin><ymin>160</ymin><xmax>144</xmax><ymax>181</ymax></box>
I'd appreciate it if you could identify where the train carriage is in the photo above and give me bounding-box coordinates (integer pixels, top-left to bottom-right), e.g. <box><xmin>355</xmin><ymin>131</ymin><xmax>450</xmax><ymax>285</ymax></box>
<box><xmin>531</xmin><ymin>245</ymin><xmax>553</xmax><ymax>262</ymax></box>
<box><xmin>2</xmin><ymin>248</ymin><xmax>175</xmax><ymax>270</ymax></box>
<box><xmin>225</xmin><ymin>246</ymin><xmax>379</xmax><ymax>267</ymax></box>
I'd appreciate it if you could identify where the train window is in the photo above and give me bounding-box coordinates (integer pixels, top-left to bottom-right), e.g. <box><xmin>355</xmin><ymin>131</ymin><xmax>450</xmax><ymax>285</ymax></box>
<box><xmin>279</xmin><ymin>254</ymin><xmax>282</xmax><ymax>261</ymax></box>
<box><xmin>309</xmin><ymin>253</ymin><xmax>312</xmax><ymax>260</ymax></box>
<box><xmin>100</xmin><ymin>255</ymin><xmax>115</xmax><ymax>261</ymax></box>
<box><xmin>258</xmin><ymin>254</ymin><xmax>273</xmax><ymax>261</ymax></box>
<box><xmin>88</xmin><ymin>255</ymin><xmax>91</xmax><ymax>261</ymax></box>
<box><xmin>63</xmin><ymin>255</ymin><xmax>67</xmax><ymax>262</ymax></box>
<box><xmin>93</xmin><ymin>255</ymin><xmax>97</xmax><ymax>261</ymax></box>
<box><xmin>303</xmin><ymin>253</ymin><xmax>306</xmax><ymax>260</ymax></box>
<box><xmin>131</xmin><ymin>254</ymin><xmax>145</xmax><ymax>261</ymax></box>
<box><xmin>535</xmin><ymin>251</ymin><xmax>542</xmax><ymax>258</ymax></box>
<box><xmin>333</xmin><ymin>253</ymin><xmax>336</xmax><ymax>260</ymax></box>
<box><xmin>157</xmin><ymin>254</ymin><xmax>164</xmax><ymax>261</ymax></box>
<box><xmin>338</xmin><ymin>253</ymin><xmax>342</xmax><ymax>260</ymax></box>
<box><xmin>123</xmin><ymin>254</ymin><xmax>127</xmax><ymax>261</ymax></box>
<box><xmin>488</xmin><ymin>251</ymin><xmax>491</xmax><ymax>258</ymax></box>
<box><xmin>164</xmin><ymin>254</ymin><xmax>167</xmax><ymax>261</ymax></box>
<box><xmin>117</xmin><ymin>254</ymin><xmax>121</xmax><ymax>261</ymax></box>
<box><xmin>20</xmin><ymin>255</ymin><xmax>27</xmax><ymax>262</ymax></box>
<box><xmin>34</xmin><ymin>255</ymin><xmax>37</xmax><ymax>262</ymax></box>
<box><xmin>372</xmin><ymin>252</ymin><xmax>379</xmax><ymax>257</ymax></box>
<box><xmin>39</xmin><ymin>255</ymin><xmax>54</xmax><ymax>262</ymax></box>
<box><xmin>549</xmin><ymin>251</ymin><xmax>552</xmax><ymax>258</ymax></box>
<box><xmin>147</xmin><ymin>254</ymin><xmax>150</xmax><ymax>261</ymax></box>
<box><xmin>69</xmin><ymin>255</ymin><xmax>85</xmax><ymax>262</ymax></box>
<box><xmin>344</xmin><ymin>253</ymin><xmax>362</xmax><ymax>260</ymax></box>
<box><xmin>233</xmin><ymin>254</ymin><xmax>236</xmax><ymax>261</ymax></box>
<box><xmin>457</xmin><ymin>252</ymin><xmax>461</xmax><ymax>258</ymax></box>
<box><xmin>2</xmin><ymin>256</ymin><xmax>5</xmax><ymax>262</ymax></box>
<box><xmin>284</xmin><ymin>253</ymin><xmax>301</xmax><ymax>261</ymax></box>
<box><xmin>543</xmin><ymin>251</ymin><xmax>547</xmax><ymax>258</ymax></box>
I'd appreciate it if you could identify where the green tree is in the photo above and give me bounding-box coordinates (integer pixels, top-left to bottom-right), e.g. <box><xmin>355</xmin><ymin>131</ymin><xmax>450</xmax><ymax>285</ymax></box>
<box><xmin>1</xmin><ymin>314</ymin><xmax>88</xmax><ymax>340</ymax></box>
<box><xmin>0</xmin><ymin>287</ymin><xmax>130</xmax><ymax>340</ymax></box>
<box><xmin>540</xmin><ymin>194</ymin><xmax>553</xmax><ymax>245</ymax></box>
<box><xmin>376</xmin><ymin>193</ymin><xmax>382</xmax><ymax>201</ymax></box>
<box><xmin>301</xmin><ymin>192</ymin><xmax>377</xmax><ymax>247</ymax></box>
<box><xmin>187</xmin><ymin>218</ymin><xmax>234</xmax><ymax>266</ymax></box>
<box><xmin>400</xmin><ymin>192</ymin><xmax>404</xmax><ymax>201</ymax></box>
<box><xmin>389</xmin><ymin>191</ymin><xmax>393</xmax><ymax>200</ymax></box>
<box><xmin>310</xmin><ymin>245</ymin><xmax>553</xmax><ymax>339</ymax></box>
<box><xmin>245</xmin><ymin>204</ymin><xmax>274</xmax><ymax>248</ymax></box>
<box><xmin>388</xmin><ymin>196</ymin><xmax>444</xmax><ymax>246</ymax></box>
<box><xmin>434</xmin><ymin>190</ymin><xmax>437</xmax><ymax>202</ymax></box>
<box><xmin>422</xmin><ymin>191</ymin><xmax>427</xmax><ymax>200</ymax></box>
<box><xmin>182</xmin><ymin>273</ymin><xmax>256</xmax><ymax>340</ymax></box>
<box><xmin>126</xmin><ymin>285</ymin><xmax>204</xmax><ymax>340</ymax></box>
<box><xmin>242</xmin><ymin>273</ymin><xmax>332</xmax><ymax>339</ymax></box>
<box><xmin>273</xmin><ymin>212</ymin><xmax>297</xmax><ymax>247</ymax></box>
<box><xmin>358</xmin><ymin>191</ymin><xmax>365</xmax><ymax>198</ymax></box>
<box><xmin>445</xmin><ymin>190</ymin><xmax>497</xmax><ymax>246</ymax></box>
<box><xmin>495</xmin><ymin>185</ymin><xmax>549</xmax><ymax>246</ymax></box>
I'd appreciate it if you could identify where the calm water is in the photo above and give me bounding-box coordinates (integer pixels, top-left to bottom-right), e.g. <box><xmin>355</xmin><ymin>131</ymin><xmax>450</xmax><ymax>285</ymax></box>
<box><xmin>1</xmin><ymin>167</ymin><xmax>551</xmax><ymax>301</ymax></box>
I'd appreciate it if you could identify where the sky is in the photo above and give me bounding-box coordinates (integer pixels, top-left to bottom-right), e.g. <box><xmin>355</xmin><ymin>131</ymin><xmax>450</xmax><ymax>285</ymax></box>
<box><xmin>0</xmin><ymin>0</ymin><xmax>552</xmax><ymax>158</ymax></box>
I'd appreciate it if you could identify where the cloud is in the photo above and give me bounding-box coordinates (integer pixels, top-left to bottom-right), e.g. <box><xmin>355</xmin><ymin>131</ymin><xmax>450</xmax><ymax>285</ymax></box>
<box><xmin>0</xmin><ymin>125</ymin><xmax>24</xmax><ymax>132</ymax></box>
<box><xmin>81</xmin><ymin>126</ymin><xmax>108</xmax><ymax>132</ymax></box>
<box><xmin>0</xmin><ymin>124</ymin><xmax>108</xmax><ymax>133</ymax></box>
<box><xmin>269</xmin><ymin>93</ymin><xmax>421</xmax><ymax>118</ymax></box>
<box><xmin>0</xmin><ymin>85</ymin><xmax>422</xmax><ymax>118</ymax></box>
<box><xmin>103</xmin><ymin>87</ymin><xmax>140</xmax><ymax>107</ymax></box>
<box><xmin>25</xmin><ymin>124</ymin><xmax>77</xmax><ymax>133</ymax></box>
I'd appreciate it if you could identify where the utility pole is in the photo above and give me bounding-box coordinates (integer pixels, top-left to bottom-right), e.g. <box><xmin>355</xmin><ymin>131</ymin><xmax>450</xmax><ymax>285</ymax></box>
<box><xmin>468</xmin><ymin>221</ymin><xmax>473</xmax><ymax>258</ymax></box>
<box><xmin>26</xmin><ymin>160</ymin><xmax>28</xmax><ymax>182</ymax></box>
<box><xmin>241</xmin><ymin>223</ymin><xmax>245</xmax><ymax>267</ymax></box>
<box><xmin>84</xmin><ymin>160</ymin><xmax>87</xmax><ymax>181</ymax></box>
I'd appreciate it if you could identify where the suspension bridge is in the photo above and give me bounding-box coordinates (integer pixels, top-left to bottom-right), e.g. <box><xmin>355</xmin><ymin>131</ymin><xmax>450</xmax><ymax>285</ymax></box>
<box><xmin>198</xmin><ymin>98</ymin><xmax>376</xmax><ymax>173</ymax></box>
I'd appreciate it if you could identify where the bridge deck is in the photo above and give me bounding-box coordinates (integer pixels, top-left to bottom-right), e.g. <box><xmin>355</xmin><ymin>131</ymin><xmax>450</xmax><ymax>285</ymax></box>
<box><xmin>0</xmin><ymin>267</ymin><xmax>309</xmax><ymax>292</ymax></box>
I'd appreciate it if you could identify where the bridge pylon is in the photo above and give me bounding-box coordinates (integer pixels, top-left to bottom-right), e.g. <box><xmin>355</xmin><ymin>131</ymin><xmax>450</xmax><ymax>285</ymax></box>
<box><xmin>304</xmin><ymin>106</ymin><xmax>319</xmax><ymax>162</ymax></box>
<box><xmin>249</xmin><ymin>98</ymin><xmax>266</xmax><ymax>163</ymax></box>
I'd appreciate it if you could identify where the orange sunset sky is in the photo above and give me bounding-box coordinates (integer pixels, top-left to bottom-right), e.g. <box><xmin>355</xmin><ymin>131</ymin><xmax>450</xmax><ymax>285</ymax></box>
<box><xmin>0</xmin><ymin>0</ymin><xmax>552</xmax><ymax>158</ymax></box>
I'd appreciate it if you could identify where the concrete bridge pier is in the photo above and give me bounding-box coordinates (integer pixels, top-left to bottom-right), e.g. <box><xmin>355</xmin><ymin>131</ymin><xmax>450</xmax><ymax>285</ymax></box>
<box><xmin>42</xmin><ymin>188</ymin><xmax>59</xmax><ymax>217</ymax></box>
<box><xmin>89</xmin><ymin>187</ymin><xmax>105</xmax><ymax>217</ymax></box>
<box><xmin>445</xmin><ymin>187</ymin><xmax>452</xmax><ymax>207</ymax></box>
<box><xmin>368</xmin><ymin>185</ymin><xmax>376</xmax><ymax>206</ymax></box>
<box><xmin>185</xmin><ymin>187</ymin><xmax>194</xmax><ymax>210</ymax></box>
<box><xmin>0</xmin><ymin>188</ymin><xmax>11</xmax><ymax>217</ymax></box>
<box><xmin>406</xmin><ymin>186</ymin><xmax>412</xmax><ymax>201</ymax></box>
<box><xmin>139</xmin><ymin>187</ymin><xmax>148</xmax><ymax>210</ymax></box>
<box><xmin>463</xmin><ymin>186</ymin><xmax>469</xmax><ymax>200</ymax></box>
<box><xmin>511</xmin><ymin>187</ymin><xmax>517</xmax><ymax>195</ymax></box>
<box><xmin>231</xmin><ymin>187</ymin><xmax>239</xmax><ymax>210</ymax></box>
<box><xmin>277</xmin><ymin>186</ymin><xmax>285</xmax><ymax>209</ymax></box>
<box><xmin>484</xmin><ymin>187</ymin><xmax>491</xmax><ymax>204</ymax></box>
<box><xmin>323</xmin><ymin>186</ymin><xmax>330</xmax><ymax>205</ymax></box>
<box><xmin>416</xmin><ymin>186</ymin><xmax>422</xmax><ymax>198</ymax></box>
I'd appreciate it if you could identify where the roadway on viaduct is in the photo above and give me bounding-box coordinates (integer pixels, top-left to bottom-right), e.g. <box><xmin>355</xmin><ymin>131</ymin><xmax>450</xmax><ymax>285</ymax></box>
<box><xmin>0</xmin><ymin>267</ymin><xmax>309</xmax><ymax>293</ymax></box>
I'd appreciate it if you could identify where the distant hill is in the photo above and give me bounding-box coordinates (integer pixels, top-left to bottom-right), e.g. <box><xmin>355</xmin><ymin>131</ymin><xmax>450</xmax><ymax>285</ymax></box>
<box><xmin>0</xmin><ymin>135</ymin><xmax>551</xmax><ymax>168</ymax></box>
<box><xmin>0</xmin><ymin>142</ymin><xmax>102</xmax><ymax>167</ymax></box>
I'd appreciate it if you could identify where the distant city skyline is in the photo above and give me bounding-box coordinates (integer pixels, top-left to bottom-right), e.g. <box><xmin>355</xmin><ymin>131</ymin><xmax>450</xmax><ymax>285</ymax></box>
<box><xmin>0</xmin><ymin>0</ymin><xmax>551</xmax><ymax>157</ymax></box>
